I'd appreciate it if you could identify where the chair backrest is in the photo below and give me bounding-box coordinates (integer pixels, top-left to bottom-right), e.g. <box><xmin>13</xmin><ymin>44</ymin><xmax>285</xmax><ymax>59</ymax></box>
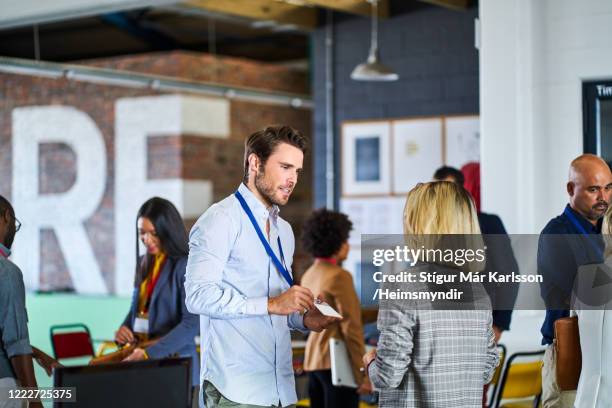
<box><xmin>493</xmin><ymin>350</ymin><xmax>545</xmax><ymax>408</ymax></box>
<box><xmin>487</xmin><ymin>344</ymin><xmax>507</xmax><ymax>406</ymax></box>
<box><xmin>50</xmin><ymin>323</ymin><xmax>95</xmax><ymax>359</ymax></box>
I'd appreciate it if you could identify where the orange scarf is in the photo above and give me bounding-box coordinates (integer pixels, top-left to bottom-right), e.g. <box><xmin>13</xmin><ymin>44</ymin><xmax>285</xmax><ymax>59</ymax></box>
<box><xmin>137</xmin><ymin>253</ymin><xmax>167</xmax><ymax>314</ymax></box>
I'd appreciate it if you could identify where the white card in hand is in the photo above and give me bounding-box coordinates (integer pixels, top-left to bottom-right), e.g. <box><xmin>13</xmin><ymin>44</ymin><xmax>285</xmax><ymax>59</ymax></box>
<box><xmin>314</xmin><ymin>301</ymin><xmax>342</xmax><ymax>318</ymax></box>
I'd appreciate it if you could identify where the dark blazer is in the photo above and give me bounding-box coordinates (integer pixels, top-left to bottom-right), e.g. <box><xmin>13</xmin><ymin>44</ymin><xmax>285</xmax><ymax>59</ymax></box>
<box><xmin>478</xmin><ymin>212</ymin><xmax>520</xmax><ymax>331</ymax></box>
<box><xmin>122</xmin><ymin>255</ymin><xmax>199</xmax><ymax>385</ymax></box>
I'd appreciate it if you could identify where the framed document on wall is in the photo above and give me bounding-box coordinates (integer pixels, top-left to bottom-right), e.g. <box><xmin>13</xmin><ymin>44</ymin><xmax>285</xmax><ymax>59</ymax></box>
<box><xmin>392</xmin><ymin>118</ymin><xmax>443</xmax><ymax>194</ymax></box>
<box><xmin>342</xmin><ymin>121</ymin><xmax>391</xmax><ymax>196</ymax></box>
<box><xmin>444</xmin><ymin>115</ymin><xmax>480</xmax><ymax>169</ymax></box>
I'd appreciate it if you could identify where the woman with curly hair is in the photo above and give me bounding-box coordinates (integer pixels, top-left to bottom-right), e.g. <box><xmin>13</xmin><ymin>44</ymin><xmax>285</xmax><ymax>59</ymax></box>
<box><xmin>300</xmin><ymin>209</ymin><xmax>371</xmax><ymax>408</ymax></box>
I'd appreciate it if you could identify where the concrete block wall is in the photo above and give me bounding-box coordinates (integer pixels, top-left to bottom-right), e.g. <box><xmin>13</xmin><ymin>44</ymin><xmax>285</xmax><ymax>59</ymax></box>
<box><xmin>311</xmin><ymin>4</ymin><xmax>479</xmax><ymax>208</ymax></box>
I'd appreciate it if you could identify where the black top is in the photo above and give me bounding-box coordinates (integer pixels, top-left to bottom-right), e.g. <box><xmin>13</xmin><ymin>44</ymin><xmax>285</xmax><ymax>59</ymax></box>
<box><xmin>478</xmin><ymin>212</ymin><xmax>520</xmax><ymax>331</ymax></box>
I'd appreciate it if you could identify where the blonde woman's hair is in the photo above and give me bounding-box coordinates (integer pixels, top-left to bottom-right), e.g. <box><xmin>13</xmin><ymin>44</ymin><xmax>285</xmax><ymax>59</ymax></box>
<box><xmin>602</xmin><ymin>206</ymin><xmax>612</xmax><ymax>261</ymax></box>
<box><xmin>404</xmin><ymin>181</ymin><xmax>481</xmax><ymax>235</ymax></box>
<box><xmin>403</xmin><ymin>181</ymin><xmax>484</xmax><ymax>271</ymax></box>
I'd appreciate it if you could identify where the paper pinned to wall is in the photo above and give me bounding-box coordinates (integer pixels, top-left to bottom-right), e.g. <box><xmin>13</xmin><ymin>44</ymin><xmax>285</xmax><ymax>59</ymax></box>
<box><xmin>340</xmin><ymin>196</ymin><xmax>406</xmax><ymax>246</ymax></box>
<box><xmin>392</xmin><ymin>118</ymin><xmax>443</xmax><ymax>194</ymax></box>
<box><xmin>444</xmin><ymin>116</ymin><xmax>480</xmax><ymax>169</ymax></box>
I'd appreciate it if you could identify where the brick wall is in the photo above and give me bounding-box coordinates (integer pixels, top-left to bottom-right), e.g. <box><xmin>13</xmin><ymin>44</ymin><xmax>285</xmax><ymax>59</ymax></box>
<box><xmin>0</xmin><ymin>51</ymin><xmax>313</xmax><ymax>293</ymax></box>
<box><xmin>83</xmin><ymin>51</ymin><xmax>309</xmax><ymax>95</ymax></box>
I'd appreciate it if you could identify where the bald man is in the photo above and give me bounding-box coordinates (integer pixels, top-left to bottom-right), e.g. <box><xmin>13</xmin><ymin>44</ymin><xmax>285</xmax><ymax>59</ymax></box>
<box><xmin>537</xmin><ymin>154</ymin><xmax>612</xmax><ymax>408</ymax></box>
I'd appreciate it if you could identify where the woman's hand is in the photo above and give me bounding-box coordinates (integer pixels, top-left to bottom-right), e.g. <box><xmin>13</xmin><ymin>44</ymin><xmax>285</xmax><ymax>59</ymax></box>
<box><xmin>122</xmin><ymin>347</ymin><xmax>147</xmax><ymax>362</ymax></box>
<box><xmin>362</xmin><ymin>348</ymin><xmax>377</xmax><ymax>370</ymax></box>
<box><xmin>114</xmin><ymin>325</ymin><xmax>135</xmax><ymax>345</ymax></box>
<box><xmin>493</xmin><ymin>325</ymin><xmax>503</xmax><ymax>343</ymax></box>
<box><xmin>357</xmin><ymin>377</ymin><xmax>374</xmax><ymax>394</ymax></box>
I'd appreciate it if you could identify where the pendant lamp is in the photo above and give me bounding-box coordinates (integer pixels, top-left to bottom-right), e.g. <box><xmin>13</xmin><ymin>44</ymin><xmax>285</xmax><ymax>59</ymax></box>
<box><xmin>351</xmin><ymin>0</ymin><xmax>398</xmax><ymax>81</ymax></box>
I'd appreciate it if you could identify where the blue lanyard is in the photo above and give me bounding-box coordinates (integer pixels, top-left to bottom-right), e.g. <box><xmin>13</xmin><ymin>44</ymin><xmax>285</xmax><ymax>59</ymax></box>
<box><xmin>563</xmin><ymin>206</ymin><xmax>604</xmax><ymax>259</ymax></box>
<box><xmin>234</xmin><ymin>190</ymin><xmax>293</xmax><ymax>287</ymax></box>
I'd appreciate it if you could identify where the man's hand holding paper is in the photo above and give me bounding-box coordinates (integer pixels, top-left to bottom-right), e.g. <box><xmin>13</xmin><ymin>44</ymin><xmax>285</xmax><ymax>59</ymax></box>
<box><xmin>304</xmin><ymin>298</ymin><xmax>342</xmax><ymax>332</ymax></box>
<box><xmin>268</xmin><ymin>285</ymin><xmax>316</xmax><ymax>315</ymax></box>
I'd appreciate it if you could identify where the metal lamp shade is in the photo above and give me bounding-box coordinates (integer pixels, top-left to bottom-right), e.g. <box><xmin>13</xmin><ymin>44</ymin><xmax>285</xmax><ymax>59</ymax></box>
<box><xmin>351</xmin><ymin>52</ymin><xmax>398</xmax><ymax>81</ymax></box>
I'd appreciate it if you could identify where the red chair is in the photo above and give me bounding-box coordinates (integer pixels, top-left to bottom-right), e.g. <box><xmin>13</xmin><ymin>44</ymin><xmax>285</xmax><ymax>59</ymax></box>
<box><xmin>50</xmin><ymin>323</ymin><xmax>95</xmax><ymax>359</ymax></box>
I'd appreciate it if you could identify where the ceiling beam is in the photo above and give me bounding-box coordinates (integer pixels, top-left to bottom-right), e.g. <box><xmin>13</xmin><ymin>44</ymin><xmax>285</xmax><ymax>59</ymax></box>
<box><xmin>0</xmin><ymin>0</ymin><xmax>177</xmax><ymax>30</ymax></box>
<box><xmin>297</xmin><ymin>0</ymin><xmax>388</xmax><ymax>18</ymax></box>
<box><xmin>419</xmin><ymin>0</ymin><xmax>469</xmax><ymax>10</ymax></box>
<box><xmin>182</xmin><ymin>0</ymin><xmax>318</xmax><ymax>31</ymax></box>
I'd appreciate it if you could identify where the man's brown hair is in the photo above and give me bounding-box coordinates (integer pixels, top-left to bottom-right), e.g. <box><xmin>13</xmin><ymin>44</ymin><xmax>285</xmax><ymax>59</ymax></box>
<box><xmin>243</xmin><ymin>125</ymin><xmax>308</xmax><ymax>183</ymax></box>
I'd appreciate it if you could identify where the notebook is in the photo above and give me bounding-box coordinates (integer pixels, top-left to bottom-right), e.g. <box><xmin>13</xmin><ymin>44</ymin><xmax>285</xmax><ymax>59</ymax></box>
<box><xmin>329</xmin><ymin>338</ymin><xmax>357</xmax><ymax>388</ymax></box>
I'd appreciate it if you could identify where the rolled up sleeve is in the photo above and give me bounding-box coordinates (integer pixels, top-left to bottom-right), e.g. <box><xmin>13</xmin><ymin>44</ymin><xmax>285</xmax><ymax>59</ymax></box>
<box><xmin>287</xmin><ymin>312</ymin><xmax>307</xmax><ymax>333</ymax></box>
<box><xmin>0</xmin><ymin>264</ymin><xmax>33</xmax><ymax>358</ymax></box>
<box><xmin>246</xmin><ymin>297</ymin><xmax>269</xmax><ymax>315</ymax></box>
<box><xmin>483</xmin><ymin>313</ymin><xmax>500</xmax><ymax>383</ymax></box>
<box><xmin>368</xmin><ymin>281</ymin><xmax>415</xmax><ymax>389</ymax></box>
<box><xmin>185</xmin><ymin>206</ymin><xmax>269</xmax><ymax>318</ymax></box>
<box><xmin>368</xmin><ymin>307</ymin><xmax>415</xmax><ymax>389</ymax></box>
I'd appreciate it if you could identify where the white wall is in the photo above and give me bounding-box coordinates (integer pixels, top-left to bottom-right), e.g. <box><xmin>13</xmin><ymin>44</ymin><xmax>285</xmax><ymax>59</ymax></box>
<box><xmin>480</xmin><ymin>0</ymin><xmax>612</xmax><ymax>233</ymax></box>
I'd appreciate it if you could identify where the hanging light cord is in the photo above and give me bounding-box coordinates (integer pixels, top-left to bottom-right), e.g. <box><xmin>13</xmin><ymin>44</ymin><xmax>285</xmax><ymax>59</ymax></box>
<box><xmin>369</xmin><ymin>0</ymin><xmax>378</xmax><ymax>60</ymax></box>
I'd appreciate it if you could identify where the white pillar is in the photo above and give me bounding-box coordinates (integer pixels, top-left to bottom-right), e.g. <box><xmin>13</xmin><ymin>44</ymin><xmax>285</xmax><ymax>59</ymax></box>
<box><xmin>114</xmin><ymin>94</ymin><xmax>229</xmax><ymax>295</ymax></box>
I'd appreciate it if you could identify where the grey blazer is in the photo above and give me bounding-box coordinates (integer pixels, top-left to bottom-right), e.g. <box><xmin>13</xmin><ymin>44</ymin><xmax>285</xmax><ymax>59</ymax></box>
<box><xmin>368</xmin><ymin>263</ymin><xmax>499</xmax><ymax>408</ymax></box>
<box><xmin>123</xmin><ymin>256</ymin><xmax>199</xmax><ymax>385</ymax></box>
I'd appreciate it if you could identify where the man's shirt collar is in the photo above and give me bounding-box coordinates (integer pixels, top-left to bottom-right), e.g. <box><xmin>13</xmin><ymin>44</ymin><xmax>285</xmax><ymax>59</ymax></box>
<box><xmin>0</xmin><ymin>243</ymin><xmax>11</xmax><ymax>258</ymax></box>
<box><xmin>238</xmin><ymin>183</ymin><xmax>280</xmax><ymax>222</ymax></box>
<box><xmin>564</xmin><ymin>204</ymin><xmax>601</xmax><ymax>234</ymax></box>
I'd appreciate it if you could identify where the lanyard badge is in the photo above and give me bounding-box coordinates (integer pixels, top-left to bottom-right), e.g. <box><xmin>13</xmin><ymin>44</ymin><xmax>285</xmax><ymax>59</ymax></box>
<box><xmin>134</xmin><ymin>312</ymin><xmax>149</xmax><ymax>336</ymax></box>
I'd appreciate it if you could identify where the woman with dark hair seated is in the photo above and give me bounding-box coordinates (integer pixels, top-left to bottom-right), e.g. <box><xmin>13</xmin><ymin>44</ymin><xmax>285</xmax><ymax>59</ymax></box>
<box><xmin>114</xmin><ymin>197</ymin><xmax>199</xmax><ymax>390</ymax></box>
<box><xmin>300</xmin><ymin>209</ymin><xmax>371</xmax><ymax>408</ymax></box>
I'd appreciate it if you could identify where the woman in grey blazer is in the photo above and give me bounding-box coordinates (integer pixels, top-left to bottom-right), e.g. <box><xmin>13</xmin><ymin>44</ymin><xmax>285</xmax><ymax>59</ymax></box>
<box><xmin>114</xmin><ymin>197</ymin><xmax>199</xmax><ymax>386</ymax></box>
<box><xmin>363</xmin><ymin>181</ymin><xmax>499</xmax><ymax>407</ymax></box>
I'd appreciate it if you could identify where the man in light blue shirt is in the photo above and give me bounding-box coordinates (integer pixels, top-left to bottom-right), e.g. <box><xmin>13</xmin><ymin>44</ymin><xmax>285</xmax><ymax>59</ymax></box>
<box><xmin>185</xmin><ymin>126</ymin><xmax>338</xmax><ymax>408</ymax></box>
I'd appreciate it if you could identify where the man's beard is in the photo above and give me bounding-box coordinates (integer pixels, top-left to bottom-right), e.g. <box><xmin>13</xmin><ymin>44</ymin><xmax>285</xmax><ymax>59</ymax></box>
<box><xmin>590</xmin><ymin>201</ymin><xmax>609</xmax><ymax>220</ymax></box>
<box><xmin>4</xmin><ymin>229</ymin><xmax>15</xmax><ymax>249</ymax></box>
<box><xmin>254</xmin><ymin>169</ymin><xmax>285</xmax><ymax>206</ymax></box>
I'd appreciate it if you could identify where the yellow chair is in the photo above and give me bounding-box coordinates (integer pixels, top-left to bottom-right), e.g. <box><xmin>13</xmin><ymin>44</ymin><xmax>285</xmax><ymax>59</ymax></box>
<box><xmin>493</xmin><ymin>350</ymin><xmax>545</xmax><ymax>408</ymax></box>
